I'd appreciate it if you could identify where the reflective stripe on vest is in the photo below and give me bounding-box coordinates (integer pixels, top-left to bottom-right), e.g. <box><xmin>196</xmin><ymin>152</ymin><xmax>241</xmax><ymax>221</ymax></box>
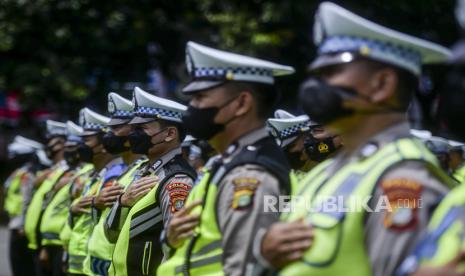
<box><xmin>85</xmin><ymin>159</ymin><xmax>147</xmax><ymax>276</ymax></box>
<box><xmin>109</xmin><ymin>167</ymin><xmax>171</xmax><ymax>276</ymax></box>
<box><xmin>280</xmin><ymin>138</ymin><xmax>442</xmax><ymax>276</ymax></box>
<box><xmin>129</xmin><ymin>207</ymin><xmax>162</xmax><ymax>239</ymax></box>
<box><xmin>91</xmin><ymin>256</ymin><xmax>111</xmax><ymax>276</ymax></box>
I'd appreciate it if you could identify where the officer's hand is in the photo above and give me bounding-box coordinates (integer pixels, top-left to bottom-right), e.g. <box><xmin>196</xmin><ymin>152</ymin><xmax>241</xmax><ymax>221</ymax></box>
<box><xmin>33</xmin><ymin>169</ymin><xmax>52</xmax><ymax>187</ymax></box>
<box><xmin>53</xmin><ymin>173</ymin><xmax>74</xmax><ymax>191</ymax></box>
<box><xmin>120</xmin><ymin>176</ymin><xmax>158</xmax><ymax>207</ymax></box>
<box><xmin>71</xmin><ymin>195</ymin><xmax>94</xmax><ymax>214</ymax></box>
<box><xmin>167</xmin><ymin>200</ymin><xmax>202</xmax><ymax>249</ymax></box>
<box><xmin>94</xmin><ymin>183</ymin><xmax>124</xmax><ymax>209</ymax></box>
<box><xmin>412</xmin><ymin>252</ymin><xmax>465</xmax><ymax>276</ymax></box>
<box><xmin>261</xmin><ymin>220</ymin><xmax>313</xmax><ymax>269</ymax></box>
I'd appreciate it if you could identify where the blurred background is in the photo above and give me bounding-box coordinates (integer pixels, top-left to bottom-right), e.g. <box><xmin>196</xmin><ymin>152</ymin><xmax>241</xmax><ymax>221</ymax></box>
<box><xmin>0</xmin><ymin>0</ymin><xmax>459</xmax><ymax>191</ymax></box>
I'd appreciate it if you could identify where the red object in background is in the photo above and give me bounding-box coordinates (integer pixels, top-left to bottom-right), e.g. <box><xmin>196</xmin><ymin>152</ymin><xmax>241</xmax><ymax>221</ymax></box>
<box><xmin>30</xmin><ymin>109</ymin><xmax>55</xmax><ymax>123</ymax></box>
<box><xmin>0</xmin><ymin>90</ymin><xmax>21</xmax><ymax>124</ymax></box>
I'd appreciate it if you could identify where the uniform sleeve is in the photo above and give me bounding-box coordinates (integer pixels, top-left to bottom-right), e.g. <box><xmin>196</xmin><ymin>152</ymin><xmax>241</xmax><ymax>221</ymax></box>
<box><xmin>158</xmin><ymin>174</ymin><xmax>194</xmax><ymax>230</ymax></box>
<box><xmin>365</xmin><ymin>160</ymin><xmax>450</xmax><ymax>276</ymax></box>
<box><xmin>216</xmin><ymin>164</ymin><xmax>282</xmax><ymax>276</ymax></box>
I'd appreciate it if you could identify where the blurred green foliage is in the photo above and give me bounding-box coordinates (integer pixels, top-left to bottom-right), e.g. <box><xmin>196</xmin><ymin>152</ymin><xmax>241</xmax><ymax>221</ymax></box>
<box><xmin>0</xmin><ymin>0</ymin><xmax>459</xmax><ymax>112</ymax></box>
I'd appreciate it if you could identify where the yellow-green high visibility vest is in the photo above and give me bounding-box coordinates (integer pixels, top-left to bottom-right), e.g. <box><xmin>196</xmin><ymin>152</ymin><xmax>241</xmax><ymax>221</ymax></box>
<box><xmin>110</xmin><ymin>156</ymin><xmax>196</xmax><ymax>276</ymax></box>
<box><xmin>25</xmin><ymin>163</ymin><xmax>68</xmax><ymax>250</ymax></box>
<box><xmin>4</xmin><ymin>167</ymin><xmax>28</xmax><ymax>217</ymax></box>
<box><xmin>279</xmin><ymin>138</ymin><xmax>445</xmax><ymax>276</ymax></box>
<box><xmin>85</xmin><ymin>158</ymin><xmax>147</xmax><ymax>276</ymax></box>
<box><xmin>40</xmin><ymin>164</ymin><xmax>94</xmax><ymax>246</ymax></box>
<box><xmin>159</xmin><ymin>137</ymin><xmax>292</xmax><ymax>276</ymax></box>
<box><xmin>68</xmin><ymin>172</ymin><xmax>102</xmax><ymax>274</ymax></box>
<box><xmin>60</xmin><ymin>220</ymin><xmax>72</xmax><ymax>251</ymax></box>
<box><xmin>453</xmin><ymin>164</ymin><xmax>465</xmax><ymax>184</ymax></box>
<box><xmin>60</xmin><ymin>168</ymin><xmax>94</xmax><ymax>252</ymax></box>
<box><xmin>157</xmin><ymin>167</ymin><xmax>222</xmax><ymax>276</ymax></box>
<box><xmin>404</xmin><ymin>183</ymin><xmax>465</xmax><ymax>270</ymax></box>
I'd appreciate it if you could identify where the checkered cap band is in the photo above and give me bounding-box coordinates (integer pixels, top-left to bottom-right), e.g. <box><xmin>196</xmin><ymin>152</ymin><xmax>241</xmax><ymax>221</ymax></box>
<box><xmin>193</xmin><ymin>67</ymin><xmax>273</xmax><ymax>79</ymax></box>
<box><xmin>84</xmin><ymin>122</ymin><xmax>106</xmax><ymax>131</ymax></box>
<box><xmin>135</xmin><ymin>106</ymin><xmax>182</xmax><ymax>121</ymax></box>
<box><xmin>112</xmin><ymin>109</ymin><xmax>134</xmax><ymax>119</ymax></box>
<box><xmin>278</xmin><ymin>121</ymin><xmax>310</xmax><ymax>139</ymax></box>
<box><xmin>319</xmin><ymin>35</ymin><xmax>421</xmax><ymax>68</ymax></box>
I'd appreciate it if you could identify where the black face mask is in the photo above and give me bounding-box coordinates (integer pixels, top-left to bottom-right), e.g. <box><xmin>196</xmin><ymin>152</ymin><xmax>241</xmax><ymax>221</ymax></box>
<box><xmin>102</xmin><ymin>131</ymin><xmax>129</xmax><ymax>154</ymax></box>
<box><xmin>299</xmin><ymin>78</ymin><xmax>357</xmax><ymax>125</ymax></box>
<box><xmin>77</xmin><ymin>143</ymin><xmax>95</xmax><ymax>163</ymax></box>
<box><xmin>64</xmin><ymin>150</ymin><xmax>80</xmax><ymax>167</ymax></box>
<box><xmin>182</xmin><ymin>96</ymin><xmax>238</xmax><ymax>140</ymax></box>
<box><xmin>304</xmin><ymin>135</ymin><xmax>337</xmax><ymax>162</ymax></box>
<box><xmin>285</xmin><ymin>149</ymin><xmax>307</xmax><ymax>170</ymax></box>
<box><xmin>128</xmin><ymin>127</ymin><xmax>167</xmax><ymax>155</ymax></box>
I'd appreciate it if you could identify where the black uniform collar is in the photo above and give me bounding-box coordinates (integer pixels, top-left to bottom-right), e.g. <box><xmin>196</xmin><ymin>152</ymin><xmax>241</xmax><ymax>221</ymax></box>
<box><xmin>146</xmin><ymin>147</ymin><xmax>182</xmax><ymax>175</ymax></box>
<box><xmin>223</xmin><ymin>126</ymin><xmax>270</xmax><ymax>162</ymax></box>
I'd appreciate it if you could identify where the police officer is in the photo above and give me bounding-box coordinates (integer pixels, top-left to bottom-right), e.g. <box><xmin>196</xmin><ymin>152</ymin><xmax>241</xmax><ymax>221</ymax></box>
<box><xmin>267</xmin><ymin>109</ymin><xmax>314</xmax><ymax>173</ymax></box>
<box><xmin>258</xmin><ymin>2</ymin><xmax>453</xmax><ymax>276</ymax></box>
<box><xmin>396</xmin><ymin>9</ymin><xmax>465</xmax><ymax>272</ymax></box>
<box><xmin>158</xmin><ymin>41</ymin><xmax>294</xmax><ymax>276</ymax></box>
<box><xmin>67</xmin><ymin>108</ymin><xmax>126</xmax><ymax>275</ymax></box>
<box><xmin>107</xmin><ymin>87</ymin><xmax>196</xmax><ymax>276</ymax></box>
<box><xmin>39</xmin><ymin>121</ymin><xmax>94</xmax><ymax>276</ymax></box>
<box><xmin>85</xmin><ymin>92</ymin><xmax>147</xmax><ymax>276</ymax></box>
<box><xmin>24</xmin><ymin>120</ymin><xmax>70</xmax><ymax>276</ymax></box>
<box><xmin>4</xmin><ymin>137</ymin><xmax>45</xmax><ymax>276</ymax></box>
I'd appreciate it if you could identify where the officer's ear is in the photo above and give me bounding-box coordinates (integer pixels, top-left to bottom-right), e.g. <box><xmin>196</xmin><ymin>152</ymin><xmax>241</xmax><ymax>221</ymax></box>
<box><xmin>164</xmin><ymin>127</ymin><xmax>177</xmax><ymax>142</ymax></box>
<box><xmin>368</xmin><ymin>67</ymin><xmax>398</xmax><ymax>104</ymax></box>
<box><xmin>234</xmin><ymin>91</ymin><xmax>254</xmax><ymax>117</ymax></box>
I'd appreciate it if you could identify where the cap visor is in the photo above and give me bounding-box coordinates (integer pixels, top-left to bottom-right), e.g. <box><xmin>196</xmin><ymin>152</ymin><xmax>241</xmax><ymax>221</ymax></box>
<box><xmin>308</xmin><ymin>52</ymin><xmax>356</xmax><ymax>72</ymax></box>
<box><xmin>182</xmin><ymin>80</ymin><xmax>224</xmax><ymax>94</ymax></box>
<box><xmin>129</xmin><ymin>116</ymin><xmax>156</xmax><ymax>125</ymax></box>
<box><xmin>79</xmin><ymin>130</ymin><xmax>100</xmax><ymax>137</ymax></box>
<box><xmin>108</xmin><ymin>118</ymin><xmax>131</xmax><ymax>126</ymax></box>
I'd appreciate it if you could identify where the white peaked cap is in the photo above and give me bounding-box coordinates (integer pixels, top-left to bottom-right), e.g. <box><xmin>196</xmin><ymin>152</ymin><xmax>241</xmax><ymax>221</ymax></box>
<box><xmin>183</xmin><ymin>41</ymin><xmax>295</xmax><ymax>93</ymax></box>
<box><xmin>66</xmin><ymin>120</ymin><xmax>84</xmax><ymax>144</ymax></box>
<box><xmin>79</xmin><ymin>107</ymin><xmax>111</xmax><ymax>136</ymax></box>
<box><xmin>8</xmin><ymin>141</ymin><xmax>35</xmax><ymax>157</ymax></box>
<box><xmin>107</xmin><ymin>92</ymin><xmax>134</xmax><ymax>126</ymax></box>
<box><xmin>311</xmin><ymin>2</ymin><xmax>451</xmax><ymax>75</ymax></box>
<box><xmin>267</xmin><ymin>109</ymin><xmax>311</xmax><ymax>148</ymax></box>
<box><xmin>46</xmin><ymin>120</ymin><xmax>67</xmax><ymax>138</ymax></box>
<box><xmin>131</xmin><ymin>87</ymin><xmax>187</xmax><ymax>124</ymax></box>
<box><xmin>14</xmin><ymin>135</ymin><xmax>44</xmax><ymax>149</ymax></box>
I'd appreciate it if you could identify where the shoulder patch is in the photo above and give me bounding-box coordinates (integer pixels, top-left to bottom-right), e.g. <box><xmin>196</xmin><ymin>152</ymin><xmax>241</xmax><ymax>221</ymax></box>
<box><xmin>167</xmin><ymin>180</ymin><xmax>192</xmax><ymax>213</ymax></box>
<box><xmin>381</xmin><ymin>178</ymin><xmax>423</xmax><ymax>232</ymax></box>
<box><xmin>231</xmin><ymin>178</ymin><xmax>260</xmax><ymax>210</ymax></box>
